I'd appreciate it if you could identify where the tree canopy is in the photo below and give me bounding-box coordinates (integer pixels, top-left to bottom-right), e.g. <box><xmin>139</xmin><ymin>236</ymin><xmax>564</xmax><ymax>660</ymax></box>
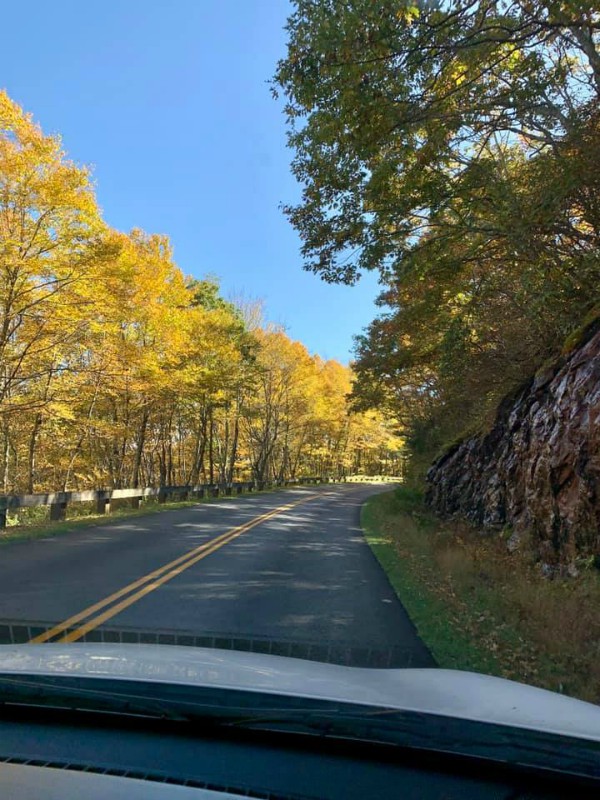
<box><xmin>274</xmin><ymin>1</ymin><xmax>600</xmax><ymax>475</ymax></box>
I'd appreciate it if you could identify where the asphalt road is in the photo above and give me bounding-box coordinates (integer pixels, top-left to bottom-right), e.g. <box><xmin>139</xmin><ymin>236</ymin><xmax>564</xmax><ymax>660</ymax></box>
<box><xmin>0</xmin><ymin>485</ymin><xmax>434</xmax><ymax>667</ymax></box>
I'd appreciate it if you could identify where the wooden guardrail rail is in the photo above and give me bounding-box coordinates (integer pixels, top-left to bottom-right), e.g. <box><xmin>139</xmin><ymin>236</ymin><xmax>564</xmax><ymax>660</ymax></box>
<box><xmin>0</xmin><ymin>476</ymin><xmax>345</xmax><ymax>529</ymax></box>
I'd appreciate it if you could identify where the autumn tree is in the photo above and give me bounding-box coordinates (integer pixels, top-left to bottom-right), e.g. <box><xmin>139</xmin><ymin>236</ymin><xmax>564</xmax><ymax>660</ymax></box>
<box><xmin>0</xmin><ymin>90</ymin><xmax>105</xmax><ymax>490</ymax></box>
<box><xmin>0</xmin><ymin>90</ymin><xmax>403</xmax><ymax>494</ymax></box>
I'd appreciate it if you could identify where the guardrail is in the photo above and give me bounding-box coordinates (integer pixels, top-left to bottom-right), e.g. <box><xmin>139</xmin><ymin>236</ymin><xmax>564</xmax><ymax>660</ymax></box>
<box><xmin>0</xmin><ymin>474</ymin><xmax>390</xmax><ymax>529</ymax></box>
<box><xmin>344</xmin><ymin>475</ymin><xmax>400</xmax><ymax>483</ymax></box>
<box><xmin>0</xmin><ymin>476</ymin><xmax>343</xmax><ymax>529</ymax></box>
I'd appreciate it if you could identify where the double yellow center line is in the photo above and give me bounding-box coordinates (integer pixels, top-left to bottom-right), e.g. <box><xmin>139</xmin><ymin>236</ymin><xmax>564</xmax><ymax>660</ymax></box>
<box><xmin>30</xmin><ymin>492</ymin><xmax>321</xmax><ymax>645</ymax></box>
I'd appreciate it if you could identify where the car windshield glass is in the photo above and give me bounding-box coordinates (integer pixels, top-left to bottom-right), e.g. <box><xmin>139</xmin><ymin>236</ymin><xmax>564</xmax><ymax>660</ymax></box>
<box><xmin>0</xmin><ymin>0</ymin><xmax>599</xmax><ymax>758</ymax></box>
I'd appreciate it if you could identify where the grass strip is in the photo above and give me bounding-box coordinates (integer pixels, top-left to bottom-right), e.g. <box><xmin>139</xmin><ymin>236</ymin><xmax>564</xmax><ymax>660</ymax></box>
<box><xmin>361</xmin><ymin>487</ymin><xmax>600</xmax><ymax>703</ymax></box>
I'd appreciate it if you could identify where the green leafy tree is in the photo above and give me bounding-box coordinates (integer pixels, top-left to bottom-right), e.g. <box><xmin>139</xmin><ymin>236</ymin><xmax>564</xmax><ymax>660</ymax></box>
<box><xmin>275</xmin><ymin>0</ymin><xmax>600</xmax><ymax>476</ymax></box>
<box><xmin>274</xmin><ymin>0</ymin><xmax>599</xmax><ymax>282</ymax></box>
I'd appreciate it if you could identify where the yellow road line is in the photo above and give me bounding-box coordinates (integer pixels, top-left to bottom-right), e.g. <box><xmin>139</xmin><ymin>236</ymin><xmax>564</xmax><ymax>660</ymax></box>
<box><xmin>30</xmin><ymin>528</ymin><xmax>240</xmax><ymax>643</ymax></box>
<box><xmin>30</xmin><ymin>492</ymin><xmax>322</xmax><ymax>645</ymax></box>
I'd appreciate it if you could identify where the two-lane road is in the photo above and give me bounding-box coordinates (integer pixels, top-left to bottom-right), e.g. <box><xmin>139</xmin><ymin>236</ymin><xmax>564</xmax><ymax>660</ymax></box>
<box><xmin>0</xmin><ymin>485</ymin><xmax>433</xmax><ymax>667</ymax></box>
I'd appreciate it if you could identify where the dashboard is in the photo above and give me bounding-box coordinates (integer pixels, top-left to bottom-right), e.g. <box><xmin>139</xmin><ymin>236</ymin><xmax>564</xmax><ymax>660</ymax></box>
<box><xmin>0</xmin><ymin>705</ymin><xmax>590</xmax><ymax>799</ymax></box>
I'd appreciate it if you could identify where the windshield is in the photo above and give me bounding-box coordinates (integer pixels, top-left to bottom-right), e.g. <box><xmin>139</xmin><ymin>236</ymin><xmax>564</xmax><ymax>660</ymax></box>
<box><xmin>0</xmin><ymin>0</ymin><xmax>599</xmax><ymax>733</ymax></box>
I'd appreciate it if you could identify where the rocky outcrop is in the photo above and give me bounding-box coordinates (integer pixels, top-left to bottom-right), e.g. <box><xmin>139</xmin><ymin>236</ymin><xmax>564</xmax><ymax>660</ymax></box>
<box><xmin>426</xmin><ymin>319</ymin><xmax>600</xmax><ymax>566</ymax></box>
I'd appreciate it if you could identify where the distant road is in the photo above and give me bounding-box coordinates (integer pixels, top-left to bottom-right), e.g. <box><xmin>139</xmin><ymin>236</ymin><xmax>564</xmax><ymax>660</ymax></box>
<box><xmin>0</xmin><ymin>485</ymin><xmax>434</xmax><ymax>667</ymax></box>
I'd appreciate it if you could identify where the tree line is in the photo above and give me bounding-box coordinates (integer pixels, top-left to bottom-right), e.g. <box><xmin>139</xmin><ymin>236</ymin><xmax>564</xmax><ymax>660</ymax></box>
<box><xmin>0</xmin><ymin>91</ymin><xmax>402</xmax><ymax>493</ymax></box>
<box><xmin>274</xmin><ymin>0</ymin><xmax>599</xmax><ymax>477</ymax></box>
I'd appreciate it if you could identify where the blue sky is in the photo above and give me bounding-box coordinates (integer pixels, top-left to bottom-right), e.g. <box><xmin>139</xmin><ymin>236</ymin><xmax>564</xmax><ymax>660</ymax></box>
<box><xmin>0</xmin><ymin>0</ymin><xmax>381</xmax><ymax>363</ymax></box>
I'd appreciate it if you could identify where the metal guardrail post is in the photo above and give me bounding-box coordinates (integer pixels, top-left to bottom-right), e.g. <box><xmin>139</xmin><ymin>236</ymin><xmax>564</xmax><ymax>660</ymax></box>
<box><xmin>49</xmin><ymin>500</ymin><xmax>68</xmax><ymax>521</ymax></box>
<box><xmin>96</xmin><ymin>491</ymin><xmax>111</xmax><ymax>515</ymax></box>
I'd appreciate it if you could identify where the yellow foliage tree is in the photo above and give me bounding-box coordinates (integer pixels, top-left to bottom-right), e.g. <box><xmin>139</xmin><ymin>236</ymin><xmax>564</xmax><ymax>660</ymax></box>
<box><xmin>0</xmin><ymin>91</ymin><xmax>403</xmax><ymax>495</ymax></box>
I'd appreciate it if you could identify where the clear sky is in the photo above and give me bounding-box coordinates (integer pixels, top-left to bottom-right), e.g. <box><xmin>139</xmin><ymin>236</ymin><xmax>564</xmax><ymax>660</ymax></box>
<box><xmin>0</xmin><ymin>0</ymin><xmax>381</xmax><ymax>363</ymax></box>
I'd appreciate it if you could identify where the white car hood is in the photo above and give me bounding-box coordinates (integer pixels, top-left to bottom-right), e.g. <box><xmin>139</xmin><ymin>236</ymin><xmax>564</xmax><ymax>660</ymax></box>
<box><xmin>0</xmin><ymin>643</ymin><xmax>599</xmax><ymax>743</ymax></box>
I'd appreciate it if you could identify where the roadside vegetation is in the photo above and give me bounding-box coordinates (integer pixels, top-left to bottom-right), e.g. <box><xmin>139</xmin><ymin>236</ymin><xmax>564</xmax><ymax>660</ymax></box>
<box><xmin>275</xmin><ymin>0</ymin><xmax>599</xmax><ymax>482</ymax></box>
<box><xmin>362</xmin><ymin>487</ymin><xmax>600</xmax><ymax>704</ymax></box>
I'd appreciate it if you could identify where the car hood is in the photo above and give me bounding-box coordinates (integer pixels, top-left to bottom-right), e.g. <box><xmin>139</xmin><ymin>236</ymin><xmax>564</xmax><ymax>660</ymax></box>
<box><xmin>0</xmin><ymin>643</ymin><xmax>599</xmax><ymax>742</ymax></box>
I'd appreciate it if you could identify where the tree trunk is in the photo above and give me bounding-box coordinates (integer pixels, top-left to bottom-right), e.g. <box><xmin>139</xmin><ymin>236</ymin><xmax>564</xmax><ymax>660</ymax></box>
<box><xmin>131</xmin><ymin>407</ymin><xmax>149</xmax><ymax>488</ymax></box>
<box><xmin>187</xmin><ymin>410</ymin><xmax>208</xmax><ymax>486</ymax></box>
<box><xmin>208</xmin><ymin>407</ymin><xmax>215</xmax><ymax>484</ymax></box>
<box><xmin>1</xmin><ymin>418</ymin><xmax>10</xmax><ymax>493</ymax></box>
<box><xmin>159</xmin><ymin>441</ymin><xmax>167</xmax><ymax>486</ymax></box>
<box><xmin>220</xmin><ymin>416</ymin><xmax>229</xmax><ymax>483</ymax></box>
<box><xmin>226</xmin><ymin>414</ymin><xmax>240</xmax><ymax>484</ymax></box>
<box><xmin>27</xmin><ymin>413</ymin><xmax>43</xmax><ymax>493</ymax></box>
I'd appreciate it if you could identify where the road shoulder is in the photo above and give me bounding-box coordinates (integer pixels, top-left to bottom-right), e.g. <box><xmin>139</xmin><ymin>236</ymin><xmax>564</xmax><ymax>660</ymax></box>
<box><xmin>361</xmin><ymin>489</ymin><xmax>495</xmax><ymax>675</ymax></box>
<box><xmin>361</xmin><ymin>487</ymin><xmax>600</xmax><ymax>704</ymax></box>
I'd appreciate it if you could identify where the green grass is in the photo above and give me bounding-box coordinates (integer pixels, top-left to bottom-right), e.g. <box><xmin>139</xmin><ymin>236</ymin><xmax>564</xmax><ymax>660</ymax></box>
<box><xmin>361</xmin><ymin>490</ymin><xmax>504</xmax><ymax>675</ymax></box>
<box><xmin>361</xmin><ymin>487</ymin><xmax>600</xmax><ymax>703</ymax></box>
